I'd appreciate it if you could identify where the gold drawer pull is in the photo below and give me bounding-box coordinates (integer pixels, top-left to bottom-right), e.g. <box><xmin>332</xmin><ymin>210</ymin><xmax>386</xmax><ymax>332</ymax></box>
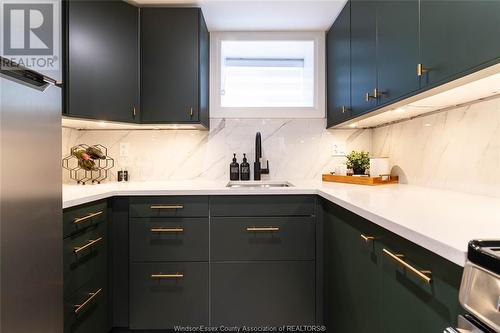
<box><xmin>150</xmin><ymin>205</ymin><xmax>184</xmax><ymax>209</ymax></box>
<box><xmin>150</xmin><ymin>227</ymin><xmax>184</xmax><ymax>233</ymax></box>
<box><xmin>74</xmin><ymin>288</ymin><xmax>102</xmax><ymax>314</ymax></box>
<box><xmin>246</xmin><ymin>227</ymin><xmax>280</xmax><ymax>232</ymax></box>
<box><xmin>382</xmin><ymin>248</ymin><xmax>432</xmax><ymax>284</ymax></box>
<box><xmin>73</xmin><ymin>211</ymin><xmax>103</xmax><ymax>224</ymax></box>
<box><xmin>417</xmin><ymin>63</ymin><xmax>430</xmax><ymax>76</ymax></box>
<box><xmin>74</xmin><ymin>237</ymin><xmax>103</xmax><ymax>254</ymax></box>
<box><xmin>151</xmin><ymin>273</ymin><xmax>184</xmax><ymax>279</ymax></box>
<box><xmin>360</xmin><ymin>234</ymin><xmax>375</xmax><ymax>242</ymax></box>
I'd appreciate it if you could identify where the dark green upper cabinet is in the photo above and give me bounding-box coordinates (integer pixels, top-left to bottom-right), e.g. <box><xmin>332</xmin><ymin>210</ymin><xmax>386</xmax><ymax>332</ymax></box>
<box><xmin>141</xmin><ymin>8</ymin><xmax>209</xmax><ymax>127</ymax></box>
<box><xmin>376</xmin><ymin>0</ymin><xmax>419</xmax><ymax>105</ymax></box>
<box><xmin>326</xmin><ymin>0</ymin><xmax>500</xmax><ymax>128</ymax></box>
<box><xmin>420</xmin><ymin>0</ymin><xmax>500</xmax><ymax>88</ymax></box>
<box><xmin>326</xmin><ymin>2</ymin><xmax>351</xmax><ymax>127</ymax></box>
<box><xmin>350</xmin><ymin>0</ymin><xmax>377</xmax><ymax>117</ymax></box>
<box><xmin>64</xmin><ymin>0</ymin><xmax>139</xmax><ymax>123</ymax></box>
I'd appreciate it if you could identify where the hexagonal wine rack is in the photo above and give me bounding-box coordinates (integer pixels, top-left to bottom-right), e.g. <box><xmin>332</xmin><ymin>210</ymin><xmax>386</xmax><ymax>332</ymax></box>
<box><xmin>62</xmin><ymin>144</ymin><xmax>114</xmax><ymax>185</ymax></box>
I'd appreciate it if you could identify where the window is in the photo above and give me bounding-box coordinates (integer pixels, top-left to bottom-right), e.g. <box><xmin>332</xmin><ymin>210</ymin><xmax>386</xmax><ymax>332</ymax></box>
<box><xmin>211</xmin><ymin>32</ymin><xmax>325</xmax><ymax>118</ymax></box>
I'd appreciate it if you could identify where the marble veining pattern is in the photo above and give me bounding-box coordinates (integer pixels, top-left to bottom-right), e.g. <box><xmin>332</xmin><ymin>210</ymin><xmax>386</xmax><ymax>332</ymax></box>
<box><xmin>372</xmin><ymin>96</ymin><xmax>500</xmax><ymax>197</ymax></box>
<box><xmin>62</xmin><ymin>118</ymin><xmax>371</xmax><ymax>183</ymax></box>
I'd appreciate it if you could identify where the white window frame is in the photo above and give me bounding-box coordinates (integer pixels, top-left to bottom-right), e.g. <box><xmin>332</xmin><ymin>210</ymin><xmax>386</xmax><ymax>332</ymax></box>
<box><xmin>210</xmin><ymin>31</ymin><xmax>326</xmax><ymax>119</ymax></box>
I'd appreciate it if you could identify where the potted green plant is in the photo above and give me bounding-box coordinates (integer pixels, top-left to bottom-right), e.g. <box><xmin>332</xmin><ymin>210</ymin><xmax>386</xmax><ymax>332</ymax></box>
<box><xmin>346</xmin><ymin>151</ymin><xmax>370</xmax><ymax>175</ymax></box>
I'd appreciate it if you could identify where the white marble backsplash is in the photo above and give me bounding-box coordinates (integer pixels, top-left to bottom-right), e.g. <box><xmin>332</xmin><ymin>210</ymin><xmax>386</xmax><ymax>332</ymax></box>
<box><xmin>62</xmin><ymin>118</ymin><xmax>371</xmax><ymax>183</ymax></box>
<box><xmin>62</xmin><ymin>95</ymin><xmax>500</xmax><ymax>198</ymax></box>
<box><xmin>372</xmin><ymin>95</ymin><xmax>500</xmax><ymax>198</ymax></box>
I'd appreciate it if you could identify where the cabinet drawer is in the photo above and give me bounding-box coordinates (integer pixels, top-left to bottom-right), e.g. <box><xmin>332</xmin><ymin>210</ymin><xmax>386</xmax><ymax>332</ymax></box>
<box><xmin>64</xmin><ymin>278</ymin><xmax>107</xmax><ymax>333</ymax></box>
<box><xmin>130</xmin><ymin>217</ymin><xmax>208</xmax><ymax>262</ymax></box>
<box><xmin>64</xmin><ymin>222</ymin><xmax>107</xmax><ymax>295</ymax></box>
<box><xmin>129</xmin><ymin>262</ymin><xmax>209</xmax><ymax>329</ymax></box>
<box><xmin>211</xmin><ymin>217</ymin><xmax>315</xmax><ymax>261</ymax></box>
<box><xmin>211</xmin><ymin>261</ymin><xmax>316</xmax><ymax>326</ymax></box>
<box><xmin>211</xmin><ymin>195</ymin><xmax>315</xmax><ymax>217</ymax></box>
<box><xmin>64</xmin><ymin>201</ymin><xmax>107</xmax><ymax>238</ymax></box>
<box><xmin>129</xmin><ymin>196</ymin><xmax>208</xmax><ymax>218</ymax></box>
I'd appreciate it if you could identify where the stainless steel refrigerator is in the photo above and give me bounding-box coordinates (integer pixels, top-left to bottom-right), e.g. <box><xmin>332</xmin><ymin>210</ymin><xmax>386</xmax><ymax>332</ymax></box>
<box><xmin>0</xmin><ymin>56</ymin><xmax>62</xmax><ymax>332</ymax></box>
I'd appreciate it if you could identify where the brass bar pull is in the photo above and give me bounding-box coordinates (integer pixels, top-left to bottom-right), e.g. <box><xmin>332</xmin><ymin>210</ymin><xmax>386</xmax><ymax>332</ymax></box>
<box><xmin>74</xmin><ymin>237</ymin><xmax>103</xmax><ymax>254</ymax></box>
<box><xmin>374</xmin><ymin>88</ymin><xmax>387</xmax><ymax>99</ymax></box>
<box><xmin>74</xmin><ymin>288</ymin><xmax>102</xmax><ymax>314</ymax></box>
<box><xmin>150</xmin><ymin>205</ymin><xmax>184</xmax><ymax>210</ymax></box>
<box><xmin>133</xmin><ymin>107</ymin><xmax>137</xmax><ymax>117</ymax></box>
<box><xmin>150</xmin><ymin>227</ymin><xmax>184</xmax><ymax>233</ymax></box>
<box><xmin>341</xmin><ymin>106</ymin><xmax>350</xmax><ymax>114</ymax></box>
<box><xmin>190</xmin><ymin>107</ymin><xmax>194</xmax><ymax>117</ymax></box>
<box><xmin>360</xmin><ymin>234</ymin><xmax>374</xmax><ymax>242</ymax></box>
<box><xmin>417</xmin><ymin>63</ymin><xmax>430</xmax><ymax>76</ymax></box>
<box><xmin>151</xmin><ymin>273</ymin><xmax>184</xmax><ymax>279</ymax></box>
<box><xmin>246</xmin><ymin>227</ymin><xmax>280</xmax><ymax>232</ymax></box>
<box><xmin>365</xmin><ymin>92</ymin><xmax>376</xmax><ymax>102</ymax></box>
<box><xmin>382</xmin><ymin>248</ymin><xmax>432</xmax><ymax>283</ymax></box>
<box><xmin>74</xmin><ymin>211</ymin><xmax>103</xmax><ymax>224</ymax></box>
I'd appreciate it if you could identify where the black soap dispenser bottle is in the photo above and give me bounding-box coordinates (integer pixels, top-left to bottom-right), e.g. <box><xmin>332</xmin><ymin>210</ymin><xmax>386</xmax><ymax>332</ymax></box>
<box><xmin>240</xmin><ymin>153</ymin><xmax>250</xmax><ymax>181</ymax></box>
<box><xmin>230</xmin><ymin>153</ymin><xmax>240</xmax><ymax>181</ymax></box>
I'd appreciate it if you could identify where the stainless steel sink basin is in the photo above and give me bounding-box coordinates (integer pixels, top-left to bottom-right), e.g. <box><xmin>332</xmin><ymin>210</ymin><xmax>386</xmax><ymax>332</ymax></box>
<box><xmin>226</xmin><ymin>181</ymin><xmax>294</xmax><ymax>188</ymax></box>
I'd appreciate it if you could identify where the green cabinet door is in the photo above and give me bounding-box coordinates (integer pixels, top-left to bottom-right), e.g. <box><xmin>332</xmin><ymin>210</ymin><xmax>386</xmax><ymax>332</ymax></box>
<box><xmin>350</xmin><ymin>0</ymin><xmax>377</xmax><ymax>117</ymax></box>
<box><xmin>323</xmin><ymin>201</ymin><xmax>381</xmax><ymax>333</ymax></box>
<box><xmin>420</xmin><ymin>0</ymin><xmax>500</xmax><ymax>88</ymax></box>
<box><xmin>376</xmin><ymin>230</ymin><xmax>462</xmax><ymax>333</ymax></box>
<box><xmin>326</xmin><ymin>1</ymin><xmax>351</xmax><ymax>127</ymax></box>
<box><xmin>376</xmin><ymin>0</ymin><xmax>419</xmax><ymax>106</ymax></box>
<box><xmin>65</xmin><ymin>0</ymin><xmax>139</xmax><ymax>122</ymax></box>
<box><xmin>141</xmin><ymin>8</ymin><xmax>209</xmax><ymax>127</ymax></box>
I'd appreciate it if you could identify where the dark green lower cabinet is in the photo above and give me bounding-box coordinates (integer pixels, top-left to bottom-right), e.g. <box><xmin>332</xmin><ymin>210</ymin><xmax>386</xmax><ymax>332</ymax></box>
<box><xmin>323</xmin><ymin>201</ymin><xmax>381</xmax><ymax>333</ymax></box>
<box><xmin>65</xmin><ymin>278</ymin><xmax>108</xmax><ymax>333</ymax></box>
<box><xmin>323</xmin><ymin>199</ymin><xmax>462</xmax><ymax>333</ymax></box>
<box><xmin>211</xmin><ymin>261</ymin><xmax>316</xmax><ymax>326</ymax></box>
<box><xmin>129</xmin><ymin>262</ymin><xmax>209</xmax><ymax>329</ymax></box>
<box><xmin>64</xmin><ymin>200</ymin><xmax>109</xmax><ymax>333</ymax></box>
<box><xmin>377</xmin><ymin>230</ymin><xmax>463</xmax><ymax>333</ymax></box>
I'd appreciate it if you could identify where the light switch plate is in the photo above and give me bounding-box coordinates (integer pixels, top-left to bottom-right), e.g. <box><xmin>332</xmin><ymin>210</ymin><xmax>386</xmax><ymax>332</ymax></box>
<box><xmin>332</xmin><ymin>142</ymin><xmax>346</xmax><ymax>156</ymax></box>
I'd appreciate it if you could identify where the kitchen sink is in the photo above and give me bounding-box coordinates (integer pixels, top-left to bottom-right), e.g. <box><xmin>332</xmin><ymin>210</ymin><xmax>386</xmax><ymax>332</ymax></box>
<box><xmin>226</xmin><ymin>181</ymin><xmax>294</xmax><ymax>188</ymax></box>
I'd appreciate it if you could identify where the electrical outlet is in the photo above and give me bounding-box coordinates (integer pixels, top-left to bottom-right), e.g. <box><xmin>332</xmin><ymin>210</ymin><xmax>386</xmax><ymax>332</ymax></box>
<box><xmin>332</xmin><ymin>142</ymin><xmax>346</xmax><ymax>156</ymax></box>
<box><xmin>120</xmin><ymin>143</ymin><xmax>130</xmax><ymax>157</ymax></box>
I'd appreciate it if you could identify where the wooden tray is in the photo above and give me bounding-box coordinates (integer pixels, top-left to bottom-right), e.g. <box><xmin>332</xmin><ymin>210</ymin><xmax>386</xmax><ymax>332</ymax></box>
<box><xmin>322</xmin><ymin>174</ymin><xmax>399</xmax><ymax>186</ymax></box>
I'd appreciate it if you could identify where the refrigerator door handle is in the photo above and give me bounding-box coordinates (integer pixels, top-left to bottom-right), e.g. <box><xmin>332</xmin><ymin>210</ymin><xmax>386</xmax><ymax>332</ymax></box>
<box><xmin>42</xmin><ymin>76</ymin><xmax>63</xmax><ymax>88</ymax></box>
<box><xmin>0</xmin><ymin>56</ymin><xmax>61</xmax><ymax>91</ymax></box>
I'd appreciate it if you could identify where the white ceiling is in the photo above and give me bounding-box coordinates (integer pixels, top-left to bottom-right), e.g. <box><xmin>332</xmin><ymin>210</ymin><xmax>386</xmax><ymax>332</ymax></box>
<box><xmin>131</xmin><ymin>0</ymin><xmax>347</xmax><ymax>31</ymax></box>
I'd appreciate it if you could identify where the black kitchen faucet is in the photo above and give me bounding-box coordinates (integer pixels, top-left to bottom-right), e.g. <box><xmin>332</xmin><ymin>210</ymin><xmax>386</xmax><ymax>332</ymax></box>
<box><xmin>254</xmin><ymin>132</ymin><xmax>270</xmax><ymax>180</ymax></box>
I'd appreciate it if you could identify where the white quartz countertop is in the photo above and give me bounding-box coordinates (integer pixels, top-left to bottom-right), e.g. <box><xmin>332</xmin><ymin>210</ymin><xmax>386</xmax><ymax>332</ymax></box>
<box><xmin>63</xmin><ymin>180</ymin><xmax>500</xmax><ymax>267</ymax></box>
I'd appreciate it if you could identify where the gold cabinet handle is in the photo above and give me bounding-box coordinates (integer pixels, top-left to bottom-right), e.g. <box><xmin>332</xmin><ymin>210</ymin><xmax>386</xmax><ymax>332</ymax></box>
<box><xmin>73</xmin><ymin>211</ymin><xmax>103</xmax><ymax>224</ymax></box>
<box><xmin>150</xmin><ymin>227</ymin><xmax>184</xmax><ymax>233</ymax></box>
<box><xmin>374</xmin><ymin>88</ymin><xmax>387</xmax><ymax>99</ymax></box>
<box><xmin>189</xmin><ymin>107</ymin><xmax>194</xmax><ymax>117</ymax></box>
<box><xmin>150</xmin><ymin>205</ymin><xmax>184</xmax><ymax>210</ymax></box>
<box><xmin>74</xmin><ymin>237</ymin><xmax>103</xmax><ymax>254</ymax></box>
<box><xmin>360</xmin><ymin>234</ymin><xmax>375</xmax><ymax>242</ymax></box>
<box><xmin>341</xmin><ymin>106</ymin><xmax>350</xmax><ymax>114</ymax></box>
<box><xmin>365</xmin><ymin>92</ymin><xmax>377</xmax><ymax>102</ymax></box>
<box><xmin>417</xmin><ymin>63</ymin><xmax>430</xmax><ymax>76</ymax></box>
<box><xmin>382</xmin><ymin>248</ymin><xmax>432</xmax><ymax>283</ymax></box>
<box><xmin>151</xmin><ymin>273</ymin><xmax>184</xmax><ymax>279</ymax></box>
<box><xmin>74</xmin><ymin>288</ymin><xmax>102</xmax><ymax>314</ymax></box>
<box><xmin>246</xmin><ymin>226</ymin><xmax>280</xmax><ymax>232</ymax></box>
<box><xmin>133</xmin><ymin>106</ymin><xmax>137</xmax><ymax>117</ymax></box>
